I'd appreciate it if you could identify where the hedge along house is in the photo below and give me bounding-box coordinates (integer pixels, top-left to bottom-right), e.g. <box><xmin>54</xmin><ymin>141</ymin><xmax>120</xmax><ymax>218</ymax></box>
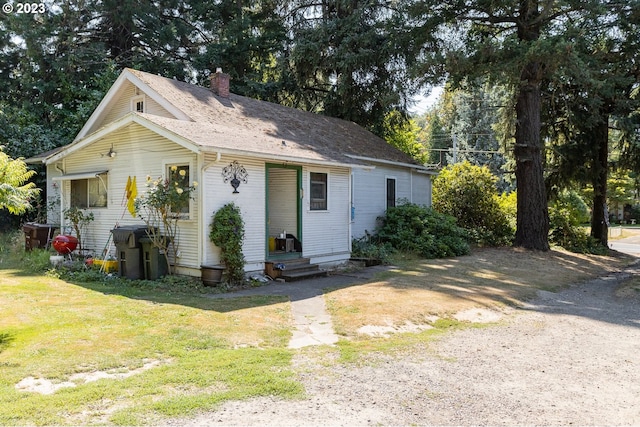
<box><xmin>29</xmin><ymin>68</ymin><xmax>435</xmax><ymax>278</ymax></box>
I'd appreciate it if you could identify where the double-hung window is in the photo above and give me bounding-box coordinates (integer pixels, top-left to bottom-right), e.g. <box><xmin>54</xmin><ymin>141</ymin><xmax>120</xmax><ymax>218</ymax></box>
<box><xmin>167</xmin><ymin>163</ymin><xmax>192</xmax><ymax>217</ymax></box>
<box><xmin>310</xmin><ymin>172</ymin><xmax>328</xmax><ymax>211</ymax></box>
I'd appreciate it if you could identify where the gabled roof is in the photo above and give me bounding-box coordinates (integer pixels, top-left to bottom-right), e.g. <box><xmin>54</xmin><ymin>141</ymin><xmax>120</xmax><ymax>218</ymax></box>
<box><xmin>43</xmin><ymin>68</ymin><xmax>430</xmax><ymax>170</ymax></box>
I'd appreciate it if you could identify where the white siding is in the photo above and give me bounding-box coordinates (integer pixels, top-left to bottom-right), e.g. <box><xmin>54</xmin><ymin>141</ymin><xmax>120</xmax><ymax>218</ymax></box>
<box><xmin>351</xmin><ymin>165</ymin><xmax>433</xmax><ymax>239</ymax></box>
<box><xmin>202</xmin><ymin>159</ymin><xmax>352</xmax><ymax>270</ymax></box>
<box><xmin>55</xmin><ymin>123</ymin><xmax>200</xmax><ymax>269</ymax></box>
<box><xmin>412</xmin><ymin>171</ymin><xmax>432</xmax><ymax>206</ymax></box>
<box><xmin>201</xmin><ymin>155</ymin><xmax>266</xmax><ymax>270</ymax></box>
<box><xmin>302</xmin><ymin>166</ymin><xmax>351</xmax><ymax>259</ymax></box>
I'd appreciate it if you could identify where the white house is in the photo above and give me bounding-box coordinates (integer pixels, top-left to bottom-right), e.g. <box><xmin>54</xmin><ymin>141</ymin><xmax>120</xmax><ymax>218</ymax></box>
<box><xmin>28</xmin><ymin>68</ymin><xmax>435</xmax><ymax>279</ymax></box>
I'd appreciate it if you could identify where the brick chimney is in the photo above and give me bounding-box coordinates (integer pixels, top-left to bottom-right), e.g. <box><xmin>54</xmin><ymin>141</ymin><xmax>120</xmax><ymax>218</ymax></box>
<box><xmin>210</xmin><ymin>68</ymin><xmax>230</xmax><ymax>97</ymax></box>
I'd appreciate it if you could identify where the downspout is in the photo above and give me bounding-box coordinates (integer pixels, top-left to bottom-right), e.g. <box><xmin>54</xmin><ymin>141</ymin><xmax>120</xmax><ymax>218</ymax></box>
<box><xmin>199</xmin><ymin>152</ymin><xmax>221</xmax><ymax>269</ymax></box>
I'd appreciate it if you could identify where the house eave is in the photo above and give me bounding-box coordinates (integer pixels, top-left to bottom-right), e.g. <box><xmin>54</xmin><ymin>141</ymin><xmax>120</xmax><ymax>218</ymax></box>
<box><xmin>345</xmin><ymin>154</ymin><xmax>438</xmax><ymax>174</ymax></box>
<box><xmin>199</xmin><ymin>146</ymin><xmax>374</xmax><ymax>170</ymax></box>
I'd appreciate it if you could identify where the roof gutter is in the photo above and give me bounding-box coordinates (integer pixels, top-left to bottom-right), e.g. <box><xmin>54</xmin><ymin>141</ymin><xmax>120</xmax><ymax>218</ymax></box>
<box><xmin>199</xmin><ymin>146</ymin><xmax>374</xmax><ymax>170</ymax></box>
<box><xmin>345</xmin><ymin>155</ymin><xmax>438</xmax><ymax>174</ymax></box>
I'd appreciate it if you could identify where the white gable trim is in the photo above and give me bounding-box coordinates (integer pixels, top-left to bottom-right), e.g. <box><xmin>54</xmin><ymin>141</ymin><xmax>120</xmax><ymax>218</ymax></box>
<box><xmin>46</xmin><ymin>113</ymin><xmax>200</xmax><ymax>165</ymax></box>
<box><xmin>74</xmin><ymin>69</ymin><xmax>192</xmax><ymax>141</ymax></box>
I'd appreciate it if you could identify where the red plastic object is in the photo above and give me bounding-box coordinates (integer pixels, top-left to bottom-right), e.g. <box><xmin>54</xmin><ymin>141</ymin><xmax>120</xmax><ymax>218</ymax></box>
<box><xmin>52</xmin><ymin>235</ymin><xmax>78</xmax><ymax>255</ymax></box>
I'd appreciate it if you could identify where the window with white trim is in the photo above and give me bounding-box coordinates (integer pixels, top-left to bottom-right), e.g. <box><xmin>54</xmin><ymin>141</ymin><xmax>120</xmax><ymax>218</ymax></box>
<box><xmin>167</xmin><ymin>163</ymin><xmax>192</xmax><ymax>217</ymax></box>
<box><xmin>71</xmin><ymin>174</ymin><xmax>108</xmax><ymax>208</ymax></box>
<box><xmin>310</xmin><ymin>172</ymin><xmax>328</xmax><ymax>211</ymax></box>
<box><xmin>131</xmin><ymin>95</ymin><xmax>145</xmax><ymax>113</ymax></box>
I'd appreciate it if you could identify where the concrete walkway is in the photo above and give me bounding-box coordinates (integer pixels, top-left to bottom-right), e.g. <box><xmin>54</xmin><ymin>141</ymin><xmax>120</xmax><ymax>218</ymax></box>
<box><xmin>204</xmin><ymin>265</ymin><xmax>390</xmax><ymax>348</ymax></box>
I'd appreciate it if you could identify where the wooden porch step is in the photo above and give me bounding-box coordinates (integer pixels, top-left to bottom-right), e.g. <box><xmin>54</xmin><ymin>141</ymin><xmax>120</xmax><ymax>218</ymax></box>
<box><xmin>266</xmin><ymin>258</ymin><xmax>328</xmax><ymax>282</ymax></box>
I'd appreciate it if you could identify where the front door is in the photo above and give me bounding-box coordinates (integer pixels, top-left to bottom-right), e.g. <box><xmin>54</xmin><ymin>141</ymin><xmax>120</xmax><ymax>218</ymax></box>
<box><xmin>266</xmin><ymin>164</ymin><xmax>302</xmax><ymax>259</ymax></box>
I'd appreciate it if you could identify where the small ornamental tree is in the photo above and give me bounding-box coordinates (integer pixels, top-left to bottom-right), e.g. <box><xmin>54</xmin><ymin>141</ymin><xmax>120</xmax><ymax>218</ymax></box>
<box><xmin>135</xmin><ymin>166</ymin><xmax>198</xmax><ymax>275</ymax></box>
<box><xmin>209</xmin><ymin>203</ymin><xmax>245</xmax><ymax>285</ymax></box>
<box><xmin>62</xmin><ymin>206</ymin><xmax>94</xmax><ymax>252</ymax></box>
<box><xmin>0</xmin><ymin>149</ymin><xmax>39</xmax><ymax>215</ymax></box>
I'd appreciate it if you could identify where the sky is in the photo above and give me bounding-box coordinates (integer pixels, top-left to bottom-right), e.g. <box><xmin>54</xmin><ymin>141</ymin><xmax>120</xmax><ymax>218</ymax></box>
<box><xmin>410</xmin><ymin>86</ymin><xmax>444</xmax><ymax>116</ymax></box>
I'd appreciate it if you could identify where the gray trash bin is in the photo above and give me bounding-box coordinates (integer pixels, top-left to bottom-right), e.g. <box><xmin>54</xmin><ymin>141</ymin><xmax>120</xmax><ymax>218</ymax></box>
<box><xmin>111</xmin><ymin>226</ymin><xmax>148</xmax><ymax>280</ymax></box>
<box><xmin>139</xmin><ymin>237</ymin><xmax>168</xmax><ymax>280</ymax></box>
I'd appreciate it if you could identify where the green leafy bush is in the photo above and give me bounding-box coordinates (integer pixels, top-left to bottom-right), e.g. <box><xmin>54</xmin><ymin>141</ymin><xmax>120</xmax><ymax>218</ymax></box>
<box><xmin>20</xmin><ymin>248</ymin><xmax>53</xmax><ymax>273</ymax></box>
<box><xmin>549</xmin><ymin>190</ymin><xmax>606</xmax><ymax>254</ymax></box>
<box><xmin>209</xmin><ymin>203</ymin><xmax>246</xmax><ymax>285</ymax></box>
<box><xmin>375</xmin><ymin>203</ymin><xmax>470</xmax><ymax>258</ymax></box>
<box><xmin>351</xmin><ymin>232</ymin><xmax>395</xmax><ymax>262</ymax></box>
<box><xmin>433</xmin><ymin>161</ymin><xmax>514</xmax><ymax>246</ymax></box>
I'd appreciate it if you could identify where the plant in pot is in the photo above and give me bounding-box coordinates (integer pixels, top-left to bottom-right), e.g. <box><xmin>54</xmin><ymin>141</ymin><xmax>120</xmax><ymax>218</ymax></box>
<box><xmin>208</xmin><ymin>203</ymin><xmax>245</xmax><ymax>285</ymax></box>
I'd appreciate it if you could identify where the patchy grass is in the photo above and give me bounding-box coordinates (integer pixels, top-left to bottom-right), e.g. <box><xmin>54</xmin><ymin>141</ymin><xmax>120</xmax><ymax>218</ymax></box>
<box><xmin>0</xmin><ymin>263</ymin><xmax>300</xmax><ymax>425</ymax></box>
<box><xmin>1</xmin><ymin>228</ymin><xmax>635</xmax><ymax>424</ymax></box>
<box><xmin>326</xmin><ymin>247</ymin><xmax>632</xmax><ymax>339</ymax></box>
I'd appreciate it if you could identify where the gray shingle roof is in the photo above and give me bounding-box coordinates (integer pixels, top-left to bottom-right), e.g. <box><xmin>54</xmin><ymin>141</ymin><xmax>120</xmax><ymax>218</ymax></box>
<box><xmin>128</xmin><ymin>69</ymin><xmax>422</xmax><ymax>168</ymax></box>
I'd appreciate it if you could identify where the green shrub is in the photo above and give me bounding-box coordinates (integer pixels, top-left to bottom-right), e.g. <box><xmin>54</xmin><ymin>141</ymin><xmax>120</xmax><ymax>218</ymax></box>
<box><xmin>209</xmin><ymin>203</ymin><xmax>246</xmax><ymax>285</ymax></box>
<box><xmin>433</xmin><ymin>161</ymin><xmax>514</xmax><ymax>246</ymax></box>
<box><xmin>351</xmin><ymin>232</ymin><xmax>395</xmax><ymax>262</ymax></box>
<box><xmin>21</xmin><ymin>248</ymin><xmax>54</xmax><ymax>273</ymax></box>
<box><xmin>375</xmin><ymin>203</ymin><xmax>470</xmax><ymax>258</ymax></box>
<box><xmin>549</xmin><ymin>190</ymin><xmax>606</xmax><ymax>254</ymax></box>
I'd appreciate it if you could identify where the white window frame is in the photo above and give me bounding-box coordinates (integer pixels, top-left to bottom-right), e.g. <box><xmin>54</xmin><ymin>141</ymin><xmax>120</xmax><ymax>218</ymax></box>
<box><xmin>70</xmin><ymin>173</ymin><xmax>109</xmax><ymax>209</ymax></box>
<box><xmin>131</xmin><ymin>95</ymin><xmax>146</xmax><ymax>113</ymax></box>
<box><xmin>309</xmin><ymin>170</ymin><xmax>329</xmax><ymax>212</ymax></box>
<box><xmin>385</xmin><ymin>176</ymin><xmax>397</xmax><ymax>209</ymax></box>
<box><xmin>162</xmin><ymin>158</ymin><xmax>195</xmax><ymax>220</ymax></box>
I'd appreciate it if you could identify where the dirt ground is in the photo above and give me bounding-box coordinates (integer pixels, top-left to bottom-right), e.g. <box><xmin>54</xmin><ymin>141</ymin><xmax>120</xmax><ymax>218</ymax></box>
<box><xmin>171</xmin><ymin>260</ymin><xmax>640</xmax><ymax>426</ymax></box>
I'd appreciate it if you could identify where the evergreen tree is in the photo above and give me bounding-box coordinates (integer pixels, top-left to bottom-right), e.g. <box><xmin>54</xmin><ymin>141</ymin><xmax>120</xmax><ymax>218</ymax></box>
<box><xmin>408</xmin><ymin>0</ymin><xmax>603</xmax><ymax>250</ymax></box>
<box><xmin>283</xmin><ymin>0</ymin><xmax>419</xmax><ymax>135</ymax></box>
<box><xmin>544</xmin><ymin>1</ymin><xmax>640</xmax><ymax>246</ymax></box>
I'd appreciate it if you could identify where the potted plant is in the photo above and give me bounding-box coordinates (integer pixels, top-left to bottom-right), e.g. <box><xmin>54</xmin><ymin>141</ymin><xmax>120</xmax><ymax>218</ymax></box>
<box><xmin>207</xmin><ymin>203</ymin><xmax>245</xmax><ymax>285</ymax></box>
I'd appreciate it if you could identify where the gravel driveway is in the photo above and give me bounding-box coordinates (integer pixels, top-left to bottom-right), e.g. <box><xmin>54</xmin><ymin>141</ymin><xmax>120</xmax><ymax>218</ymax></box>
<box><xmin>178</xmin><ymin>260</ymin><xmax>640</xmax><ymax>426</ymax></box>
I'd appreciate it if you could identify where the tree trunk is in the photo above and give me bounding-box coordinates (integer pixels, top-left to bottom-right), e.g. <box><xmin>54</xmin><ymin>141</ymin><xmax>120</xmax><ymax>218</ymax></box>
<box><xmin>511</xmin><ymin>0</ymin><xmax>550</xmax><ymax>251</ymax></box>
<box><xmin>513</xmin><ymin>61</ymin><xmax>550</xmax><ymax>251</ymax></box>
<box><xmin>590</xmin><ymin>116</ymin><xmax>609</xmax><ymax>247</ymax></box>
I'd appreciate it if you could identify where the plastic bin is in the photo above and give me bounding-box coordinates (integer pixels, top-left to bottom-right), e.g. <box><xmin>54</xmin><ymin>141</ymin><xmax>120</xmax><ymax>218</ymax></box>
<box><xmin>111</xmin><ymin>226</ymin><xmax>148</xmax><ymax>280</ymax></box>
<box><xmin>139</xmin><ymin>237</ymin><xmax>168</xmax><ymax>280</ymax></box>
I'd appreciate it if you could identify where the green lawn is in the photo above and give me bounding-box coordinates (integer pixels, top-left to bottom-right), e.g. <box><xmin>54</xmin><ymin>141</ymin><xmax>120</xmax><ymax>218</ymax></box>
<box><xmin>0</xmin><ymin>253</ymin><xmax>301</xmax><ymax>425</ymax></box>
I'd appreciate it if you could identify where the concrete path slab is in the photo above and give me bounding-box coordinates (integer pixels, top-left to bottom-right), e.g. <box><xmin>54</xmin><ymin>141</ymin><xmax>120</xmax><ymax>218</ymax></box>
<box><xmin>204</xmin><ymin>265</ymin><xmax>391</xmax><ymax>348</ymax></box>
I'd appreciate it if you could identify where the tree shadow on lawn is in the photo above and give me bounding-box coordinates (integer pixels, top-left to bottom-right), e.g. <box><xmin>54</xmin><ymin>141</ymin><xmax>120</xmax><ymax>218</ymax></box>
<box><xmin>0</xmin><ymin>266</ymin><xmax>290</xmax><ymax>314</ymax></box>
<box><xmin>324</xmin><ymin>247</ymin><xmax>640</xmax><ymax>331</ymax></box>
<box><xmin>0</xmin><ymin>332</ymin><xmax>14</xmax><ymax>354</ymax></box>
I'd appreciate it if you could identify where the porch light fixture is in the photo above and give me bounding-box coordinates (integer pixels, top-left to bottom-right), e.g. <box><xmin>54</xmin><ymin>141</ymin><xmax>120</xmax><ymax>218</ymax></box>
<box><xmin>222</xmin><ymin>161</ymin><xmax>248</xmax><ymax>193</ymax></box>
<box><xmin>104</xmin><ymin>144</ymin><xmax>117</xmax><ymax>158</ymax></box>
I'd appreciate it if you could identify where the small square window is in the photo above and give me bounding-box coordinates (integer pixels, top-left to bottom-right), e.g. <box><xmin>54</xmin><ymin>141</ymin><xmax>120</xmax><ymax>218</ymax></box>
<box><xmin>131</xmin><ymin>95</ymin><xmax>145</xmax><ymax>113</ymax></box>
<box><xmin>310</xmin><ymin>172</ymin><xmax>327</xmax><ymax>211</ymax></box>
